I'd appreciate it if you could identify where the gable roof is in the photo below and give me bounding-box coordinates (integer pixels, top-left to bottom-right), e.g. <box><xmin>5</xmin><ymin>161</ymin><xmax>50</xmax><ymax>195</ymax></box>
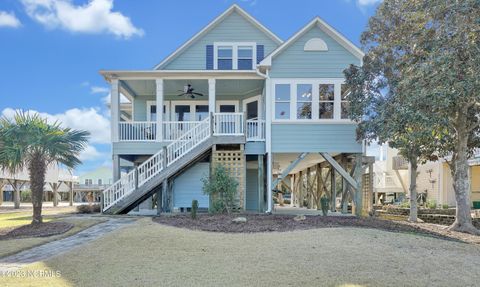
<box><xmin>260</xmin><ymin>17</ymin><xmax>364</xmax><ymax>66</ymax></box>
<box><xmin>154</xmin><ymin>4</ymin><xmax>283</xmax><ymax>70</ymax></box>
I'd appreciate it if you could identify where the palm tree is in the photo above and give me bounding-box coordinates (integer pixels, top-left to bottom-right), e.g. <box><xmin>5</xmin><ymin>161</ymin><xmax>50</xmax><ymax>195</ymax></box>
<box><xmin>0</xmin><ymin>112</ymin><xmax>89</xmax><ymax>224</ymax></box>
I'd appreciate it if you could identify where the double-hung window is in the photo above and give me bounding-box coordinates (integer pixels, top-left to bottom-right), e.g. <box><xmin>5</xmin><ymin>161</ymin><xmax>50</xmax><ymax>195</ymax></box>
<box><xmin>296</xmin><ymin>84</ymin><xmax>312</xmax><ymax>119</ymax></box>
<box><xmin>237</xmin><ymin>46</ymin><xmax>253</xmax><ymax>70</ymax></box>
<box><xmin>215</xmin><ymin>43</ymin><xmax>255</xmax><ymax>70</ymax></box>
<box><xmin>275</xmin><ymin>84</ymin><xmax>291</xmax><ymax>120</ymax></box>
<box><xmin>217</xmin><ymin>46</ymin><xmax>233</xmax><ymax>70</ymax></box>
<box><xmin>318</xmin><ymin>84</ymin><xmax>335</xmax><ymax>119</ymax></box>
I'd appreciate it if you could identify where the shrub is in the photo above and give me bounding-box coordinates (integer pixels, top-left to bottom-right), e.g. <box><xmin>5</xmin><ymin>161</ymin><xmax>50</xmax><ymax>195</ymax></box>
<box><xmin>442</xmin><ymin>204</ymin><xmax>449</xmax><ymax>209</ymax></box>
<box><xmin>77</xmin><ymin>204</ymin><xmax>101</xmax><ymax>214</ymax></box>
<box><xmin>399</xmin><ymin>201</ymin><xmax>410</xmax><ymax>208</ymax></box>
<box><xmin>201</xmin><ymin>165</ymin><xmax>238</xmax><ymax>214</ymax></box>
<box><xmin>320</xmin><ymin>195</ymin><xmax>329</xmax><ymax>216</ymax></box>
<box><xmin>191</xmin><ymin>199</ymin><xmax>198</xmax><ymax>219</ymax></box>
<box><xmin>426</xmin><ymin>200</ymin><xmax>437</xmax><ymax>209</ymax></box>
<box><xmin>20</xmin><ymin>189</ymin><xmax>32</xmax><ymax>202</ymax></box>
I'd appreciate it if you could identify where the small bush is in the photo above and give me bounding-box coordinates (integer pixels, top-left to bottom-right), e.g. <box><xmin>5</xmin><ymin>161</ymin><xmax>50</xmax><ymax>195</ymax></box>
<box><xmin>77</xmin><ymin>204</ymin><xmax>101</xmax><ymax>214</ymax></box>
<box><xmin>320</xmin><ymin>195</ymin><xmax>329</xmax><ymax>216</ymax></box>
<box><xmin>399</xmin><ymin>201</ymin><xmax>410</xmax><ymax>208</ymax></box>
<box><xmin>20</xmin><ymin>189</ymin><xmax>32</xmax><ymax>202</ymax></box>
<box><xmin>426</xmin><ymin>200</ymin><xmax>437</xmax><ymax>209</ymax></box>
<box><xmin>202</xmin><ymin>165</ymin><xmax>238</xmax><ymax>214</ymax></box>
<box><xmin>442</xmin><ymin>204</ymin><xmax>449</xmax><ymax>209</ymax></box>
<box><xmin>191</xmin><ymin>199</ymin><xmax>198</xmax><ymax>219</ymax></box>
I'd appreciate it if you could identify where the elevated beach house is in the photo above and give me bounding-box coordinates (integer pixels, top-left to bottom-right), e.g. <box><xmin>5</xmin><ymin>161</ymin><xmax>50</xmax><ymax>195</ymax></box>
<box><xmin>100</xmin><ymin>4</ymin><xmax>370</xmax><ymax>215</ymax></box>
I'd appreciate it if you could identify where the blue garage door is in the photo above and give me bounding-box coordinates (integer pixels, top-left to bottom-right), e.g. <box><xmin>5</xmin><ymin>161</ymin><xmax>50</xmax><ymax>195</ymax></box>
<box><xmin>173</xmin><ymin>162</ymin><xmax>210</xmax><ymax>209</ymax></box>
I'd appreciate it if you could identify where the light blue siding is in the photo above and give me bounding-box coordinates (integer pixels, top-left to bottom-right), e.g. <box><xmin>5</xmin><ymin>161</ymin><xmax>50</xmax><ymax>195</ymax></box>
<box><xmin>245</xmin><ymin>142</ymin><xmax>266</xmax><ymax>154</ymax></box>
<box><xmin>161</xmin><ymin>11</ymin><xmax>279</xmax><ymax>70</ymax></box>
<box><xmin>269</xmin><ymin>26</ymin><xmax>361</xmax><ymax>78</ymax></box>
<box><xmin>271</xmin><ymin>124</ymin><xmax>361</xmax><ymax>153</ymax></box>
<box><xmin>246</xmin><ymin>169</ymin><xmax>259</xmax><ymax>211</ymax></box>
<box><xmin>133</xmin><ymin>95</ymin><xmax>153</xmax><ymax>121</ymax></box>
<box><xmin>173</xmin><ymin>162</ymin><xmax>210</xmax><ymax>209</ymax></box>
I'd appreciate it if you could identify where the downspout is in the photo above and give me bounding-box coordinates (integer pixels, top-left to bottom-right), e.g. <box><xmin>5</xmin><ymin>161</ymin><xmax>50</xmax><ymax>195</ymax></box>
<box><xmin>258</xmin><ymin>65</ymin><xmax>272</xmax><ymax>213</ymax></box>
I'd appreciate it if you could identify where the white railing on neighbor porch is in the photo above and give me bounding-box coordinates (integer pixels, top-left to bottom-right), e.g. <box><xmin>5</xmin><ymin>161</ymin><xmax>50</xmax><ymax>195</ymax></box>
<box><xmin>213</xmin><ymin>112</ymin><xmax>244</xmax><ymax>135</ymax></box>
<box><xmin>102</xmin><ymin>117</ymin><xmax>211</xmax><ymax>211</ymax></box>
<box><xmin>246</xmin><ymin>119</ymin><xmax>265</xmax><ymax>141</ymax></box>
<box><xmin>119</xmin><ymin>122</ymin><xmax>156</xmax><ymax>141</ymax></box>
<box><xmin>163</xmin><ymin>121</ymin><xmax>202</xmax><ymax>141</ymax></box>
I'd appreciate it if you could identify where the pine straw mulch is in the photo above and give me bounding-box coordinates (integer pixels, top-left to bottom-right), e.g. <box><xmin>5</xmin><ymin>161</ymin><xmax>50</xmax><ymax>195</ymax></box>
<box><xmin>0</xmin><ymin>221</ymin><xmax>74</xmax><ymax>240</ymax></box>
<box><xmin>152</xmin><ymin>213</ymin><xmax>479</xmax><ymax>244</ymax></box>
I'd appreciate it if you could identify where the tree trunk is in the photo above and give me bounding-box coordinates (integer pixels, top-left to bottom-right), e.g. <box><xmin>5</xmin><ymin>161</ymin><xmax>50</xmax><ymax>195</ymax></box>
<box><xmin>408</xmin><ymin>158</ymin><xmax>418</xmax><ymax>222</ymax></box>
<box><xmin>13</xmin><ymin>181</ymin><xmax>20</xmax><ymax>209</ymax></box>
<box><xmin>448</xmin><ymin>120</ymin><xmax>479</xmax><ymax>234</ymax></box>
<box><xmin>28</xmin><ymin>155</ymin><xmax>46</xmax><ymax>224</ymax></box>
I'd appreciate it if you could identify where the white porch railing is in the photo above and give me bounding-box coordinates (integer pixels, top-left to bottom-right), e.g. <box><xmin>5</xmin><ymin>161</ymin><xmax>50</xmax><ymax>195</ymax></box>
<box><xmin>213</xmin><ymin>112</ymin><xmax>244</xmax><ymax>135</ymax></box>
<box><xmin>119</xmin><ymin>122</ymin><xmax>156</xmax><ymax>141</ymax></box>
<box><xmin>163</xmin><ymin>121</ymin><xmax>202</xmax><ymax>141</ymax></box>
<box><xmin>246</xmin><ymin>119</ymin><xmax>265</xmax><ymax>141</ymax></box>
<box><xmin>103</xmin><ymin>113</ymin><xmax>269</xmax><ymax>211</ymax></box>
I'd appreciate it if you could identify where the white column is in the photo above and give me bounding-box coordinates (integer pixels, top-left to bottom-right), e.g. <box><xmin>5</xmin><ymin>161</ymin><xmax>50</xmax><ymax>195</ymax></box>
<box><xmin>265</xmin><ymin>78</ymin><xmax>273</xmax><ymax>213</ymax></box>
<box><xmin>208</xmin><ymin>78</ymin><xmax>216</xmax><ymax>114</ymax></box>
<box><xmin>156</xmin><ymin>79</ymin><xmax>164</xmax><ymax>142</ymax></box>
<box><xmin>111</xmin><ymin>79</ymin><xmax>120</xmax><ymax>142</ymax></box>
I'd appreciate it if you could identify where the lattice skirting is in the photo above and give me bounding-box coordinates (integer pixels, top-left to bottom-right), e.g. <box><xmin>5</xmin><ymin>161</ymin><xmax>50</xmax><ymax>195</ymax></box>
<box><xmin>212</xmin><ymin>149</ymin><xmax>245</xmax><ymax>209</ymax></box>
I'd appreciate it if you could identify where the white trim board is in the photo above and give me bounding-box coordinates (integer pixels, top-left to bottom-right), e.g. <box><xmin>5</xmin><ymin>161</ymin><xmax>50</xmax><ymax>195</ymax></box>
<box><xmin>154</xmin><ymin>4</ymin><xmax>283</xmax><ymax>70</ymax></box>
<box><xmin>260</xmin><ymin>17</ymin><xmax>364</xmax><ymax>66</ymax></box>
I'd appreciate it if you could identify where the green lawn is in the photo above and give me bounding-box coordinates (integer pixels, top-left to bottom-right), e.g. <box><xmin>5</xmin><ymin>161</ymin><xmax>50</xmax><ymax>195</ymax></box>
<box><xmin>1</xmin><ymin>218</ymin><xmax>479</xmax><ymax>287</ymax></box>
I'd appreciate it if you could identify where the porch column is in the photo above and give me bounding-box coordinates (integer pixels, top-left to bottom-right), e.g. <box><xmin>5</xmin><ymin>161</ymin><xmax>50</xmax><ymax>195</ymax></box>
<box><xmin>156</xmin><ymin>79</ymin><xmax>164</xmax><ymax>142</ymax></box>
<box><xmin>111</xmin><ymin>79</ymin><xmax>120</xmax><ymax>142</ymax></box>
<box><xmin>113</xmin><ymin>155</ymin><xmax>121</xmax><ymax>181</ymax></box>
<box><xmin>208</xmin><ymin>79</ymin><xmax>216</xmax><ymax>114</ymax></box>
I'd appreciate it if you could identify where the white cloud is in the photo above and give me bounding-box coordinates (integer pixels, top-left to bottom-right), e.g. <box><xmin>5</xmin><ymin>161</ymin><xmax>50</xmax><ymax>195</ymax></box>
<box><xmin>101</xmin><ymin>93</ymin><xmax>130</xmax><ymax>105</ymax></box>
<box><xmin>21</xmin><ymin>0</ymin><xmax>144</xmax><ymax>38</ymax></box>
<box><xmin>357</xmin><ymin>0</ymin><xmax>382</xmax><ymax>6</ymax></box>
<box><xmin>79</xmin><ymin>144</ymin><xmax>105</xmax><ymax>161</ymax></box>
<box><xmin>0</xmin><ymin>11</ymin><xmax>21</xmax><ymax>28</ymax></box>
<box><xmin>1</xmin><ymin>107</ymin><xmax>111</xmax><ymax>144</ymax></box>
<box><xmin>90</xmin><ymin>86</ymin><xmax>109</xmax><ymax>94</ymax></box>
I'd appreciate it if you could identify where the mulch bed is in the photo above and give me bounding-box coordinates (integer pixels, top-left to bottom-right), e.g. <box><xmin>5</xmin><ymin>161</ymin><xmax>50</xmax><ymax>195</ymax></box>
<box><xmin>152</xmin><ymin>214</ymin><xmax>478</xmax><ymax>243</ymax></box>
<box><xmin>0</xmin><ymin>221</ymin><xmax>74</xmax><ymax>240</ymax></box>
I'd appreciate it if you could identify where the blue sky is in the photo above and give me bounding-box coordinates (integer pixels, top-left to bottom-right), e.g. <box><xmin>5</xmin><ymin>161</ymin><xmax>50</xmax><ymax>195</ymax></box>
<box><xmin>0</xmin><ymin>0</ymin><xmax>380</xmax><ymax>175</ymax></box>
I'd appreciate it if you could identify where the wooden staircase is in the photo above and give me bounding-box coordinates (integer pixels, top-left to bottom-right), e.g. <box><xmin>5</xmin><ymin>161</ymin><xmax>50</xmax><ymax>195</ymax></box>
<box><xmin>102</xmin><ymin>113</ymin><xmax>245</xmax><ymax>214</ymax></box>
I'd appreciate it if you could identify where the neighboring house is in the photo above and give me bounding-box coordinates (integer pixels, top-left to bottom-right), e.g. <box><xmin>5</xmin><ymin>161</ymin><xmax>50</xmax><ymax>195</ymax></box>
<box><xmin>100</xmin><ymin>5</ymin><xmax>368</xmax><ymax>215</ymax></box>
<box><xmin>74</xmin><ymin>167</ymin><xmax>113</xmax><ymax>203</ymax></box>
<box><xmin>369</xmin><ymin>143</ymin><xmax>480</xmax><ymax>208</ymax></box>
<box><xmin>0</xmin><ymin>164</ymin><xmax>77</xmax><ymax>207</ymax></box>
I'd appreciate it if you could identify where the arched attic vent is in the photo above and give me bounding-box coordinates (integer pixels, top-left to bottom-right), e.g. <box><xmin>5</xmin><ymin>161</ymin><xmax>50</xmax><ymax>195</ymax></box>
<box><xmin>304</xmin><ymin>38</ymin><xmax>328</xmax><ymax>51</ymax></box>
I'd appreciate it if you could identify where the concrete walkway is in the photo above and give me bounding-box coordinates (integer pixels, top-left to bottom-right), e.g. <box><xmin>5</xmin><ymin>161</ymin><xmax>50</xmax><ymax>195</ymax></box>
<box><xmin>0</xmin><ymin>217</ymin><xmax>135</xmax><ymax>272</ymax></box>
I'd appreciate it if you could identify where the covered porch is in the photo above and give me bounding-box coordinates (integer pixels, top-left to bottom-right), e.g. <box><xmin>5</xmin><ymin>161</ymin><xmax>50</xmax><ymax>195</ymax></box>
<box><xmin>102</xmin><ymin>71</ymin><xmax>266</xmax><ymax>143</ymax></box>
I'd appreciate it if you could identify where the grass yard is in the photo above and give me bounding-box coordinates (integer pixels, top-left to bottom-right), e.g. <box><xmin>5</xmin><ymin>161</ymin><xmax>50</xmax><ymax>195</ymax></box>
<box><xmin>1</xmin><ymin>217</ymin><xmax>479</xmax><ymax>287</ymax></box>
<box><xmin>0</xmin><ymin>207</ymin><xmax>106</xmax><ymax>258</ymax></box>
<box><xmin>0</xmin><ymin>207</ymin><xmax>76</xmax><ymax>229</ymax></box>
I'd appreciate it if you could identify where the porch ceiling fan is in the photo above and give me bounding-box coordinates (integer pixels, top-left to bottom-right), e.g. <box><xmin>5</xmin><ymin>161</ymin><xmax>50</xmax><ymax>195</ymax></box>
<box><xmin>177</xmin><ymin>84</ymin><xmax>204</xmax><ymax>99</ymax></box>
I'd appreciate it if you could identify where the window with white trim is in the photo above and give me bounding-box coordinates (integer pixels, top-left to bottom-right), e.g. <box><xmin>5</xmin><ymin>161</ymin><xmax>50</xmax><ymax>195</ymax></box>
<box><xmin>318</xmin><ymin>84</ymin><xmax>335</xmax><ymax>119</ymax></box>
<box><xmin>340</xmin><ymin>84</ymin><xmax>350</xmax><ymax>119</ymax></box>
<box><xmin>214</xmin><ymin>43</ymin><xmax>256</xmax><ymax>70</ymax></box>
<box><xmin>217</xmin><ymin>46</ymin><xmax>233</xmax><ymax>70</ymax></box>
<box><xmin>237</xmin><ymin>46</ymin><xmax>253</xmax><ymax>70</ymax></box>
<box><xmin>275</xmin><ymin>84</ymin><xmax>290</xmax><ymax>120</ymax></box>
<box><xmin>296</xmin><ymin>84</ymin><xmax>312</xmax><ymax>119</ymax></box>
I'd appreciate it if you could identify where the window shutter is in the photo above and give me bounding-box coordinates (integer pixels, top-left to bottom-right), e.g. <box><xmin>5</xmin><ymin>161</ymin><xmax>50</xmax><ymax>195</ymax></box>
<box><xmin>206</xmin><ymin>45</ymin><xmax>214</xmax><ymax>70</ymax></box>
<box><xmin>256</xmin><ymin>45</ymin><xmax>264</xmax><ymax>64</ymax></box>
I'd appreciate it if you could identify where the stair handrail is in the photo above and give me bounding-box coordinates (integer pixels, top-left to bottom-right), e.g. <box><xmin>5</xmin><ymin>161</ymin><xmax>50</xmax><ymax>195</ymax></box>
<box><xmin>102</xmin><ymin>117</ymin><xmax>211</xmax><ymax>211</ymax></box>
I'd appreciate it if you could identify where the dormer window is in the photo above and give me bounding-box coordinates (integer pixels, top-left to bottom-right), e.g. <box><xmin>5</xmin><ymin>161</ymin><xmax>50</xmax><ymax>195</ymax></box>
<box><xmin>214</xmin><ymin>42</ymin><xmax>256</xmax><ymax>70</ymax></box>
